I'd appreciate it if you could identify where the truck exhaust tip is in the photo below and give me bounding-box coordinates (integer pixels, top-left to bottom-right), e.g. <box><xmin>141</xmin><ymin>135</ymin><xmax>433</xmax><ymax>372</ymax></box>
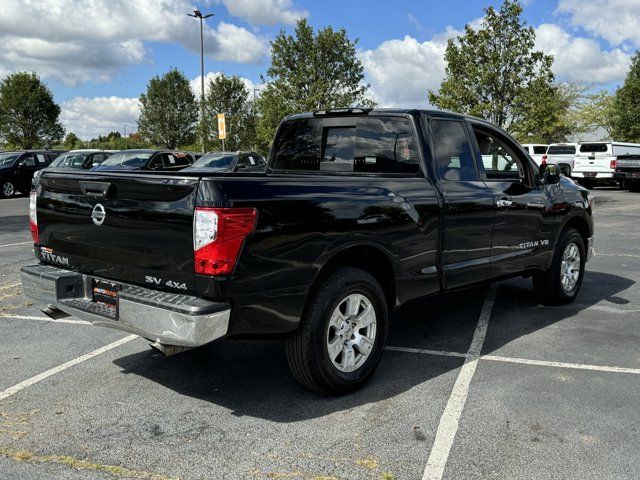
<box><xmin>149</xmin><ymin>342</ymin><xmax>193</xmax><ymax>357</ymax></box>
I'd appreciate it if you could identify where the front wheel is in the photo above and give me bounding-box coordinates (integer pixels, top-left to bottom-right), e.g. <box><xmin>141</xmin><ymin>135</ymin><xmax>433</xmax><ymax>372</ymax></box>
<box><xmin>533</xmin><ymin>228</ymin><xmax>585</xmax><ymax>305</ymax></box>
<box><xmin>286</xmin><ymin>267</ymin><xmax>388</xmax><ymax>394</ymax></box>
<box><xmin>1</xmin><ymin>180</ymin><xmax>16</xmax><ymax>198</ymax></box>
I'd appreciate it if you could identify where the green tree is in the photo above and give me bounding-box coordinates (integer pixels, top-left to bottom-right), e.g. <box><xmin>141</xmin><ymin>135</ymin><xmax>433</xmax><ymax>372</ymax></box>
<box><xmin>576</xmin><ymin>90</ymin><xmax>615</xmax><ymax>138</ymax></box>
<box><xmin>429</xmin><ymin>0</ymin><xmax>558</xmax><ymax>136</ymax></box>
<box><xmin>137</xmin><ymin>69</ymin><xmax>198</xmax><ymax>149</ymax></box>
<box><xmin>62</xmin><ymin>132</ymin><xmax>82</xmax><ymax>150</ymax></box>
<box><xmin>611</xmin><ymin>52</ymin><xmax>640</xmax><ymax>142</ymax></box>
<box><xmin>0</xmin><ymin>72</ymin><xmax>64</xmax><ymax>148</ymax></box>
<box><xmin>511</xmin><ymin>81</ymin><xmax>586</xmax><ymax>143</ymax></box>
<box><xmin>201</xmin><ymin>74</ymin><xmax>258</xmax><ymax>152</ymax></box>
<box><xmin>257</xmin><ymin>19</ymin><xmax>374</xmax><ymax>146</ymax></box>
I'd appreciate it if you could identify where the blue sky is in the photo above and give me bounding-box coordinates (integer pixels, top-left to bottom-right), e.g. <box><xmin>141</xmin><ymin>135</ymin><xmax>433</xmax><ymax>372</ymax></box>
<box><xmin>0</xmin><ymin>0</ymin><xmax>637</xmax><ymax>138</ymax></box>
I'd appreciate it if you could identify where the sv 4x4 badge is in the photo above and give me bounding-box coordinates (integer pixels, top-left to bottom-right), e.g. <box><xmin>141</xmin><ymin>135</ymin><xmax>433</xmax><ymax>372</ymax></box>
<box><xmin>145</xmin><ymin>276</ymin><xmax>187</xmax><ymax>291</ymax></box>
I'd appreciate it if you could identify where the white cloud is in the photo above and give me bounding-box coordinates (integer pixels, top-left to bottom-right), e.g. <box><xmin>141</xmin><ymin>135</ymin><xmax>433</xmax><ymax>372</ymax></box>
<box><xmin>189</xmin><ymin>72</ymin><xmax>262</xmax><ymax>98</ymax></box>
<box><xmin>60</xmin><ymin>97</ymin><xmax>140</xmax><ymax>140</ymax></box>
<box><xmin>220</xmin><ymin>0</ymin><xmax>307</xmax><ymax>25</ymax></box>
<box><xmin>0</xmin><ymin>0</ymin><xmax>268</xmax><ymax>86</ymax></box>
<box><xmin>557</xmin><ymin>0</ymin><xmax>640</xmax><ymax>47</ymax></box>
<box><xmin>535</xmin><ymin>24</ymin><xmax>631</xmax><ymax>84</ymax></box>
<box><xmin>360</xmin><ymin>36</ymin><xmax>449</xmax><ymax>107</ymax></box>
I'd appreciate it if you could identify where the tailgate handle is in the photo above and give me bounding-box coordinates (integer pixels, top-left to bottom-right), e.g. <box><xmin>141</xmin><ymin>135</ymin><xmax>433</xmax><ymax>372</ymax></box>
<box><xmin>80</xmin><ymin>181</ymin><xmax>112</xmax><ymax>197</ymax></box>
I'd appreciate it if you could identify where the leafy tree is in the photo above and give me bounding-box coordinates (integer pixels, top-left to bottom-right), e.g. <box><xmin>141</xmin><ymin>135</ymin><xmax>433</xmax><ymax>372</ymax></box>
<box><xmin>200</xmin><ymin>74</ymin><xmax>258</xmax><ymax>152</ymax></box>
<box><xmin>429</xmin><ymin>0</ymin><xmax>557</xmax><ymax>136</ymax></box>
<box><xmin>63</xmin><ymin>132</ymin><xmax>82</xmax><ymax>150</ymax></box>
<box><xmin>0</xmin><ymin>72</ymin><xmax>64</xmax><ymax>148</ymax></box>
<box><xmin>257</xmin><ymin>19</ymin><xmax>374</xmax><ymax>146</ymax></box>
<box><xmin>137</xmin><ymin>69</ymin><xmax>198</xmax><ymax>149</ymax></box>
<box><xmin>511</xmin><ymin>81</ymin><xmax>586</xmax><ymax>143</ymax></box>
<box><xmin>576</xmin><ymin>90</ymin><xmax>615</xmax><ymax>138</ymax></box>
<box><xmin>611</xmin><ymin>52</ymin><xmax>640</xmax><ymax>142</ymax></box>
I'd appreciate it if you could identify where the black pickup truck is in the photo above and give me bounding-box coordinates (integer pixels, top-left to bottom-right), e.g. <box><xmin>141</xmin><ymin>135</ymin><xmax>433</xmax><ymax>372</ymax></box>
<box><xmin>21</xmin><ymin>109</ymin><xmax>594</xmax><ymax>394</ymax></box>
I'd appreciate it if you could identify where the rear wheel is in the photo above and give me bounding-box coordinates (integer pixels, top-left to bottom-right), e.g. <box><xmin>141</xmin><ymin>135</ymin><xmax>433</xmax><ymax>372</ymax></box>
<box><xmin>1</xmin><ymin>180</ymin><xmax>16</xmax><ymax>198</ymax></box>
<box><xmin>286</xmin><ymin>267</ymin><xmax>388</xmax><ymax>394</ymax></box>
<box><xmin>533</xmin><ymin>228</ymin><xmax>585</xmax><ymax>305</ymax></box>
<box><xmin>629</xmin><ymin>180</ymin><xmax>640</xmax><ymax>193</ymax></box>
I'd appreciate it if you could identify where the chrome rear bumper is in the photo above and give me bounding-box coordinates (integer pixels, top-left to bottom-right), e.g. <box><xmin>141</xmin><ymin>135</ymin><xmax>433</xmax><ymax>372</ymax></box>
<box><xmin>20</xmin><ymin>264</ymin><xmax>230</xmax><ymax>348</ymax></box>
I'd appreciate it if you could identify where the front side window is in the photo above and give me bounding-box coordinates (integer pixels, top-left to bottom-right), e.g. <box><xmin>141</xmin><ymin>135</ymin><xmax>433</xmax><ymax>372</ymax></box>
<box><xmin>473</xmin><ymin>128</ymin><xmax>524</xmax><ymax>180</ymax></box>
<box><xmin>533</xmin><ymin>146</ymin><xmax>547</xmax><ymax>154</ymax></box>
<box><xmin>431</xmin><ymin>120</ymin><xmax>478</xmax><ymax>181</ymax></box>
<box><xmin>0</xmin><ymin>154</ymin><xmax>20</xmax><ymax>166</ymax></box>
<box><xmin>271</xmin><ymin>116</ymin><xmax>419</xmax><ymax>174</ymax></box>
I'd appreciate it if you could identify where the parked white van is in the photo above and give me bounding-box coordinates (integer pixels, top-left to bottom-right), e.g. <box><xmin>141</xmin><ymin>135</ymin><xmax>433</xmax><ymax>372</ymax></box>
<box><xmin>544</xmin><ymin>143</ymin><xmax>578</xmax><ymax>177</ymax></box>
<box><xmin>573</xmin><ymin>142</ymin><xmax>640</xmax><ymax>188</ymax></box>
<box><xmin>521</xmin><ymin>144</ymin><xmax>549</xmax><ymax>165</ymax></box>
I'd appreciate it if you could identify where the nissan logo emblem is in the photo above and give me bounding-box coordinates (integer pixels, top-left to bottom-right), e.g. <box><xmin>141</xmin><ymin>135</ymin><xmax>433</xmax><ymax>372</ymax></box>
<box><xmin>91</xmin><ymin>203</ymin><xmax>106</xmax><ymax>226</ymax></box>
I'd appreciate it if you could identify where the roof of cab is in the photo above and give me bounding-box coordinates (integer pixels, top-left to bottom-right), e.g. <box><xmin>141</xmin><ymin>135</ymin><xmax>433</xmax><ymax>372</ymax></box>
<box><xmin>283</xmin><ymin>108</ymin><xmax>495</xmax><ymax>127</ymax></box>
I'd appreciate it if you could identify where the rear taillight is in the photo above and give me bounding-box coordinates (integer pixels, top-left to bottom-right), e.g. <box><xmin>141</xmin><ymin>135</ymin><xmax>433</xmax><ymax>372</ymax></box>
<box><xmin>610</xmin><ymin>159</ymin><xmax>617</xmax><ymax>169</ymax></box>
<box><xmin>541</xmin><ymin>155</ymin><xmax>547</xmax><ymax>164</ymax></box>
<box><xmin>29</xmin><ymin>191</ymin><xmax>39</xmax><ymax>244</ymax></box>
<box><xmin>193</xmin><ymin>207</ymin><xmax>257</xmax><ymax>276</ymax></box>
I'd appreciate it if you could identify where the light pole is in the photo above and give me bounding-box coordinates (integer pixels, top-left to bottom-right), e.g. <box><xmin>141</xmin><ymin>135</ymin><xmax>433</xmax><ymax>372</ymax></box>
<box><xmin>252</xmin><ymin>88</ymin><xmax>262</xmax><ymax>152</ymax></box>
<box><xmin>188</xmin><ymin>9</ymin><xmax>214</xmax><ymax>153</ymax></box>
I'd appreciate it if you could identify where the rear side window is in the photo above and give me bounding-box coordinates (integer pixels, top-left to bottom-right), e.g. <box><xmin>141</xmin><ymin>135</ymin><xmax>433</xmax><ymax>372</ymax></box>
<box><xmin>579</xmin><ymin>143</ymin><xmax>609</xmax><ymax>153</ymax></box>
<box><xmin>272</xmin><ymin>116</ymin><xmax>420</xmax><ymax>174</ymax></box>
<box><xmin>547</xmin><ymin>145</ymin><xmax>576</xmax><ymax>155</ymax></box>
<box><xmin>431</xmin><ymin>120</ymin><xmax>478</xmax><ymax>181</ymax></box>
<box><xmin>533</xmin><ymin>146</ymin><xmax>547</xmax><ymax>154</ymax></box>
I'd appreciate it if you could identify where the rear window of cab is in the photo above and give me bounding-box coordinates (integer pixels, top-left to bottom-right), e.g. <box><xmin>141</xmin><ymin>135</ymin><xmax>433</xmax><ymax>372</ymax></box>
<box><xmin>272</xmin><ymin>116</ymin><xmax>420</xmax><ymax>174</ymax></box>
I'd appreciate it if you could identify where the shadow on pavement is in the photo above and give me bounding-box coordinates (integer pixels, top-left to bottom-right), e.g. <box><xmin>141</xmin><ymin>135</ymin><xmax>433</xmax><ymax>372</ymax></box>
<box><xmin>112</xmin><ymin>271</ymin><xmax>633</xmax><ymax>422</ymax></box>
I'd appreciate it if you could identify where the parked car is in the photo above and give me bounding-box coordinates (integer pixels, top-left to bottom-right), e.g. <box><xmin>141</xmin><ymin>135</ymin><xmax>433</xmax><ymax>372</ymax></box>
<box><xmin>32</xmin><ymin>150</ymin><xmax>115</xmax><ymax>189</ymax></box>
<box><xmin>542</xmin><ymin>143</ymin><xmax>578</xmax><ymax>177</ymax></box>
<box><xmin>0</xmin><ymin>150</ymin><xmax>65</xmax><ymax>198</ymax></box>
<box><xmin>573</xmin><ymin>141</ymin><xmax>640</xmax><ymax>189</ymax></box>
<box><xmin>613</xmin><ymin>154</ymin><xmax>640</xmax><ymax>192</ymax></box>
<box><xmin>91</xmin><ymin>149</ymin><xmax>193</xmax><ymax>171</ymax></box>
<box><xmin>22</xmin><ymin>108</ymin><xmax>594</xmax><ymax>394</ymax></box>
<box><xmin>186</xmin><ymin>151</ymin><xmax>267</xmax><ymax>173</ymax></box>
<box><xmin>521</xmin><ymin>144</ymin><xmax>549</xmax><ymax>165</ymax></box>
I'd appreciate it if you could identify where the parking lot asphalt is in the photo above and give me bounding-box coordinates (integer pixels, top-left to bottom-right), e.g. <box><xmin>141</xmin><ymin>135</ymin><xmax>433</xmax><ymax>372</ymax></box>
<box><xmin>0</xmin><ymin>187</ymin><xmax>639</xmax><ymax>480</ymax></box>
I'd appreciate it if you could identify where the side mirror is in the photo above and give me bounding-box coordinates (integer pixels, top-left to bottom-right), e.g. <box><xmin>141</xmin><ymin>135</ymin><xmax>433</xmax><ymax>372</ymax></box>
<box><xmin>236</xmin><ymin>164</ymin><xmax>247</xmax><ymax>170</ymax></box>
<box><xmin>540</xmin><ymin>163</ymin><xmax>560</xmax><ymax>185</ymax></box>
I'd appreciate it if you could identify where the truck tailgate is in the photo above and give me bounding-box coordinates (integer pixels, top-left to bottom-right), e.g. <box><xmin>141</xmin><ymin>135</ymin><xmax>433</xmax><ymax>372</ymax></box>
<box><xmin>36</xmin><ymin>172</ymin><xmax>200</xmax><ymax>293</ymax></box>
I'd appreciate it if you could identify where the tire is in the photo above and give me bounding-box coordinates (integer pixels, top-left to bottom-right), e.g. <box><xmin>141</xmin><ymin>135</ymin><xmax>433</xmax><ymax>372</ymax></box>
<box><xmin>286</xmin><ymin>267</ymin><xmax>388</xmax><ymax>395</ymax></box>
<box><xmin>1</xmin><ymin>180</ymin><xmax>16</xmax><ymax>198</ymax></box>
<box><xmin>582</xmin><ymin>179</ymin><xmax>595</xmax><ymax>190</ymax></box>
<box><xmin>533</xmin><ymin>228</ymin><xmax>586</xmax><ymax>305</ymax></box>
<box><xmin>629</xmin><ymin>180</ymin><xmax>640</xmax><ymax>193</ymax></box>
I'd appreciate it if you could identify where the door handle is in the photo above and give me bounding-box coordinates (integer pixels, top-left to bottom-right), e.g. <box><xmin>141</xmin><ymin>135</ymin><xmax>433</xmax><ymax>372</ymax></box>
<box><xmin>496</xmin><ymin>198</ymin><xmax>513</xmax><ymax>208</ymax></box>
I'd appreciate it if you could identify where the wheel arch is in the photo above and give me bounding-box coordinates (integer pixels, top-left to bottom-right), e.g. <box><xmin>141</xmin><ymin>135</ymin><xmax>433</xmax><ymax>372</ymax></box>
<box><xmin>306</xmin><ymin>241</ymin><xmax>398</xmax><ymax>318</ymax></box>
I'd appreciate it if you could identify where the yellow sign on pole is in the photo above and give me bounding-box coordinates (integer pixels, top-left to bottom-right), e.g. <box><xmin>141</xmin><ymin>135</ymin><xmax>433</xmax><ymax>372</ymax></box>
<box><xmin>217</xmin><ymin>113</ymin><xmax>226</xmax><ymax>140</ymax></box>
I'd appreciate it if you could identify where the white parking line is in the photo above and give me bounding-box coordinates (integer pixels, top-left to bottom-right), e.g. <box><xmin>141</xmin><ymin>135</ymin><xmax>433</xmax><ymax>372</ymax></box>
<box><xmin>386</xmin><ymin>346</ymin><xmax>469</xmax><ymax>358</ymax></box>
<box><xmin>483</xmin><ymin>355</ymin><xmax>640</xmax><ymax>375</ymax></box>
<box><xmin>0</xmin><ymin>335</ymin><xmax>137</xmax><ymax>402</ymax></box>
<box><xmin>0</xmin><ymin>241</ymin><xmax>32</xmax><ymax>249</ymax></box>
<box><xmin>0</xmin><ymin>314</ymin><xmax>91</xmax><ymax>325</ymax></box>
<box><xmin>422</xmin><ymin>285</ymin><xmax>497</xmax><ymax>480</ymax></box>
